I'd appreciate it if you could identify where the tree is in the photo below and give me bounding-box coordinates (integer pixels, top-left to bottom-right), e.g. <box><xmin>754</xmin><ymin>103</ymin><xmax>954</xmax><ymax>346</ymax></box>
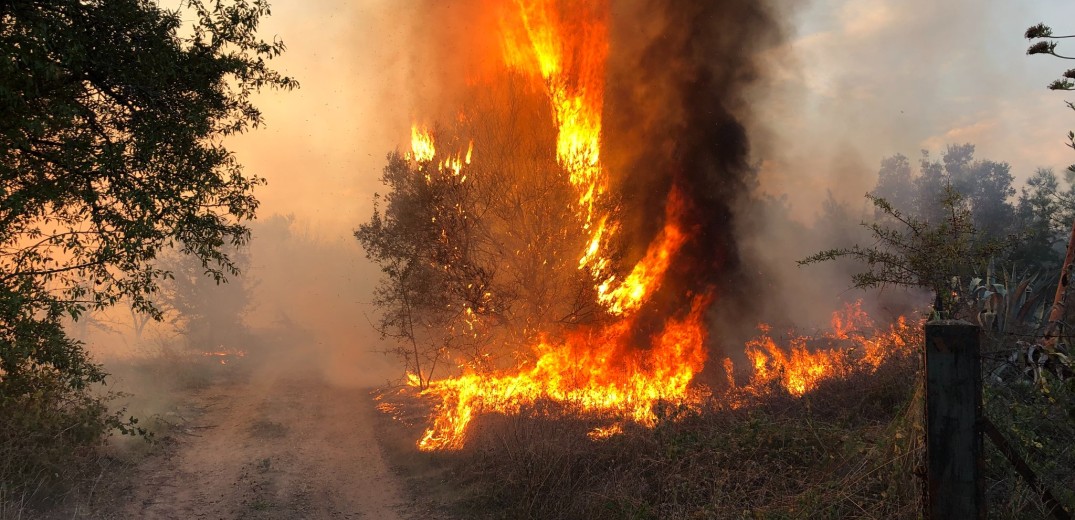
<box><xmin>1011</xmin><ymin>168</ymin><xmax>1072</xmax><ymax>268</ymax></box>
<box><xmin>1026</xmin><ymin>22</ymin><xmax>1075</xmax><ymax>174</ymax></box>
<box><xmin>872</xmin><ymin>153</ymin><xmax>915</xmax><ymax>216</ymax></box>
<box><xmin>0</xmin><ymin>0</ymin><xmax>293</xmax><ymax>493</ymax></box>
<box><xmin>939</xmin><ymin>144</ymin><xmax>1015</xmax><ymax>242</ymax></box>
<box><xmin>865</xmin><ymin>146</ymin><xmax>1019</xmax><ymax>254</ymax></box>
<box><xmin>356</xmin><ymin>79</ymin><xmax>600</xmax><ymax>386</ymax></box>
<box><xmin>800</xmin><ymin>187</ymin><xmax>1006</xmax><ymax>317</ymax></box>
<box><xmin>156</xmin><ymin>243</ymin><xmax>254</xmax><ymax>350</ymax></box>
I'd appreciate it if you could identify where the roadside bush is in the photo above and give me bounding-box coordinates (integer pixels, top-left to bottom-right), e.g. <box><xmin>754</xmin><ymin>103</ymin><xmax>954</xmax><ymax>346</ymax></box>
<box><xmin>0</xmin><ymin>363</ymin><xmax>141</xmax><ymax>505</ymax></box>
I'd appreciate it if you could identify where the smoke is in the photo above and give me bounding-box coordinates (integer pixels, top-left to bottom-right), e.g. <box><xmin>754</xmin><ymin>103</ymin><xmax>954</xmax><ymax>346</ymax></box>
<box><xmin>601</xmin><ymin>1</ymin><xmax>798</xmax><ymax>352</ymax></box>
<box><xmin>242</xmin><ymin>215</ymin><xmax>400</xmax><ymax>388</ymax></box>
<box><xmin>85</xmin><ymin>0</ymin><xmax>1068</xmax><ymax>395</ymax></box>
<box><xmin>756</xmin><ymin>0</ymin><xmax>1074</xmax><ymax>221</ymax></box>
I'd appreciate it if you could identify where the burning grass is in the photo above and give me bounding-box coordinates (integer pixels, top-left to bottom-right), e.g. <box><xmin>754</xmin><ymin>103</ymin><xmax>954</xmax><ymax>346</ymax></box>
<box><xmin>375</xmin><ymin>334</ymin><xmax>924</xmax><ymax>519</ymax></box>
<box><xmin>370</xmin><ymin>301</ymin><xmax>927</xmax><ymax>518</ymax></box>
<box><xmin>409</xmin><ymin>300</ymin><xmax>918</xmax><ymax>451</ymax></box>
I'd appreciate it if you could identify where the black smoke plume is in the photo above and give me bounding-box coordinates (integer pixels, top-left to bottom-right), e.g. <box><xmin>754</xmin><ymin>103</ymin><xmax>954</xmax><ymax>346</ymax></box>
<box><xmin>604</xmin><ymin>1</ymin><xmax>787</xmax><ymax>351</ymax></box>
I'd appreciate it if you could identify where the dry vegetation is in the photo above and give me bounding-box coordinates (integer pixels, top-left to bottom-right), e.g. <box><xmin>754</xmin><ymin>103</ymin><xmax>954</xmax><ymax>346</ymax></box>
<box><xmin>0</xmin><ymin>339</ymin><xmax>250</xmax><ymax>518</ymax></box>
<box><xmin>372</xmin><ymin>320</ymin><xmax>1075</xmax><ymax>520</ymax></box>
<box><xmin>375</xmin><ymin>343</ymin><xmax>924</xmax><ymax>520</ymax></box>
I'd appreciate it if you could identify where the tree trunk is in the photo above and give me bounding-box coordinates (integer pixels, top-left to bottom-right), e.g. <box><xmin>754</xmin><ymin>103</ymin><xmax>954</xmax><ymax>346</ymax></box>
<box><xmin>1043</xmin><ymin>218</ymin><xmax>1075</xmax><ymax>351</ymax></box>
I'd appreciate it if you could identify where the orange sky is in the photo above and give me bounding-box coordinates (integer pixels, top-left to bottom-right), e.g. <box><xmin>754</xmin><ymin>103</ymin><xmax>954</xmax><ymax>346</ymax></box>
<box><xmin>224</xmin><ymin>0</ymin><xmax>1075</xmax><ymax>235</ymax></box>
<box><xmin>225</xmin><ymin>1</ymin><xmax>411</xmax><ymax>239</ymax></box>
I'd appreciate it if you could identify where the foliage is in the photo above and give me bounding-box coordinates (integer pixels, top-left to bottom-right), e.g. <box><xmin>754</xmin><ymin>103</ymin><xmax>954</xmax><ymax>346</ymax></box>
<box><xmin>155</xmin><ymin>243</ymin><xmax>254</xmax><ymax>351</ymax></box>
<box><xmin>0</xmin><ymin>359</ymin><xmax>145</xmax><ymax>502</ymax></box>
<box><xmin>872</xmin><ymin>146</ymin><xmax>1016</xmax><ymax>249</ymax></box>
<box><xmin>800</xmin><ymin>185</ymin><xmax>1005</xmax><ymax>315</ymax></box>
<box><xmin>1025</xmin><ymin>23</ymin><xmax>1075</xmax><ymax>91</ymax></box>
<box><xmin>356</xmin><ymin>83</ymin><xmax>599</xmax><ymax>386</ymax></box>
<box><xmin>983</xmin><ymin>375</ymin><xmax>1075</xmax><ymax>518</ymax></box>
<box><xmin>805</xmin><ymin>143</ymin><xmax>1075</xmax><ymax>315</ymax></box>
<box><xmin>962</xmin><ymin>263</ymin><xmax>1048</xmax><ymax>335</ymax></box>
<box><xmin>356</xmin><ymin>152</ymin><xmax>479</xmax><ymax>387</ymax></box>
<box><xmin>0</xmin><ymin>0</ymin><xmax>292</xmax><ymax>498</ymax></box>
<box><xmin>1010</xmin><ymin>168</ymin><xmax>1075</xmax><ymax>268</ymax></box>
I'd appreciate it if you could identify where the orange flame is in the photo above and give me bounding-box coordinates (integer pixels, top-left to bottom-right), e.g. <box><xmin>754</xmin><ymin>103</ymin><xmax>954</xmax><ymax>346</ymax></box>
<box><xmin>415</xmin><ymin>295</ymin><xmax>710</xmax><ymax>451</ymax></box>
<box><xmin>410</xmin><ymin>125</ymin><xmax>435</xmax><ymax>162</ymax></box>
<box><xmin>501</xmin><ymin>0</ymin><xmax>613</xmax><ymax>282</ymax></box>
<box><xmin>409</xmin><ymin>0</ymin><xmax>711</xmax><ymax>451</ymax></box>
<box><xmin>597</xmin><ymin>191</ymin><xmax>689</xmax><ymax>315</ymax></box>
<box><xmin>587</xmin><ymin>422</ymin><xmax>624</xmax><ymax>440</ymax></box>
<box><xmin>741</xmin><ymin>301</ymin><xmax>916</xmax><ymax>396</ymax></box>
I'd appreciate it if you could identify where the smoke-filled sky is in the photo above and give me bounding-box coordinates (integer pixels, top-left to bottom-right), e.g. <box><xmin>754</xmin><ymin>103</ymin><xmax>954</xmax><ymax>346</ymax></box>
<box><xmin>758</xmin><ymin>0</ymin><xmax>1075</xmax><ymax>221</ymax></box>
<box><xmin>88</xmin><ymin>0</ymin><xmax>1071</xmax><ymax>384</ymax></box>
<box><xmin>227</xmin><ymin>0</ymin><xmax>1075</xmax><ymax>234</ymax></box>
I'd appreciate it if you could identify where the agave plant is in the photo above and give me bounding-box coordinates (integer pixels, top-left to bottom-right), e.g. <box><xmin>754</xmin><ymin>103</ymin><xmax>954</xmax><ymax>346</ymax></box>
<box><xmin>962</xmin><ymin>261</ymin><xmax>1075</xmax><ymax>384</ymax></box>
<box><xmin>963</xmin><ymin>261</ymin><xmax>1047</xmax><ymax>335</ymax></box>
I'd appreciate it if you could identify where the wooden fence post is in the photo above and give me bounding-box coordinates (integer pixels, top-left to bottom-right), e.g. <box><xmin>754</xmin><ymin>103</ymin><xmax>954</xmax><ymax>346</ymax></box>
<box><xmin>925</xmin><ymin>320</ymin><xmax>983</xmax><ymax>519</ymax></box>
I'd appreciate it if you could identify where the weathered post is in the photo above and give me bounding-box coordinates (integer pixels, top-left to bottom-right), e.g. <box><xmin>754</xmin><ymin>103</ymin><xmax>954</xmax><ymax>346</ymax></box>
<box><xmin>925</xmin><ymin>320</ymin><xmax>983</xmax><ymax>520</ymax></box>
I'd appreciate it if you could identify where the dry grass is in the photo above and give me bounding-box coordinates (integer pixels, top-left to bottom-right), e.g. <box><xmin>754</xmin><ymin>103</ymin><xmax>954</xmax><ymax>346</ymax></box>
<box><xmin>374</xmin><ymin>350</ymin><xmax>925</xmax><ymax>519</ymax></box>
<box><xmin>0</xmin><ymin>338</ymin><xmax>252</xmax><ymax>517</ymax></box>
<box><xmin>370</xmin><ymin>343</ymin><xmax>1075</xmax><ymax>519</ymax></box>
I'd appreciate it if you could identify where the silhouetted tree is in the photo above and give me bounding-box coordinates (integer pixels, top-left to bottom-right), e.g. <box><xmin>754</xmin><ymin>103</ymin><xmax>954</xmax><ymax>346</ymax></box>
<box><xmin>872</xmin><ymin>154</ymin><xmax>916</xmax><ymax>216</ymax></box>
<box><xmin>156</xmin><ymin>244</ymin><xmax>254</xmax><ymax>350</ymax></box>
<box><xmin>1011</xmin><ymin>169</ymin><xmax>1071</xmax><ymax>268</ymax></box>
<box><xmin>0</xmin><ymin>0</ymin><xmax>294</xmax><ymax>493</ymax></box>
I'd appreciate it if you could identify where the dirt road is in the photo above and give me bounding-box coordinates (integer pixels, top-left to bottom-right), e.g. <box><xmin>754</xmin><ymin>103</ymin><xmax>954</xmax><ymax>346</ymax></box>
<box><xmin>104</xmin><ymin>365</ymin><xmax>418</xmax><ymax>519</ymax></box>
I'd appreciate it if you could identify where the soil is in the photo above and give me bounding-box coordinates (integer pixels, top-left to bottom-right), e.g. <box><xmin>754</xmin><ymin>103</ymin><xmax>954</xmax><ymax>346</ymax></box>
<box><xmin>55</xmin><ymin>358</ymin><xmax>449</xmax><ymax>520</ymax></box>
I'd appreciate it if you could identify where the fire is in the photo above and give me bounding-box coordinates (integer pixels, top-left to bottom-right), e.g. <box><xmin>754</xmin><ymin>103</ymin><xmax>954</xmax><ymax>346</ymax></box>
<box><xmin>501</xmin><ymin>0</ymin><xmax>612</xmax><ymax>279</ymax></box>
<box><xmin>201</xmin><ymin>349</ymin><xmax>246</xmax><ymax>366</ymax></box>
<box><xmin>587</xmin><ymin>422</ymin><xmax>624</xmax><ymax>441</ymax></box>
<box><xmin>410</xmin><ymin>125</ymin><xmax>435</xmax><ymax>163</ymax></box>
<box><xmin>400</xmin><ymin>0</ymin><xmax>721</xmax><ymax>451</ymax></box>
<box><xmin>388</xmin><ymin>0</ymin><xmax>922</xmax><ymax>452</ymax></box>
<box><xmin>415</xmin><ymin>295</ymin><xmax>709</xmax><ymax>451</ymax></box>
<box><xmin>744</xmin><ymin>326</ymin><xmax>846</xmax><ymax>396</ymax></box>
<box><xmin>596</xmin><ymin>192</ymin><xmax>689</xmax><ymax>315</ymax></box>
<box><xmin>740</xmin><ymin>301</ymin><xmax>916</xmax><ymax>396</ymax></box>
<box><xmin>408</xmin><ymin>127</ymin><xmax>474</xmax><ymax>182</ymax></box>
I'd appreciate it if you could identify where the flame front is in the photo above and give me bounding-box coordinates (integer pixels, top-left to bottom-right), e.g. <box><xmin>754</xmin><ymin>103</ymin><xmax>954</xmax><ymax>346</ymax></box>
<box><xmin>417</xmin><ymin>295</ymin><xmax>709</xmax><ymax>451</ymax></box>
<box><xmin>741</xmin><ymin>302</ymin><xmax>915</xmax><ymax>396</ymax></box>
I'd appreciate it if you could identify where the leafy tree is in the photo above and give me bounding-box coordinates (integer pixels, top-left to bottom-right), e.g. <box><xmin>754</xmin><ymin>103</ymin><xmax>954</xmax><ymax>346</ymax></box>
<box><xmin>357</xmin><ymin>152</ymin><xmax>468</xmax><ymax>387</ymax></box>
<box><xmin>946</xmin><ymin>144</ymin><xmax>1015</xmax><ymax>240</ymax></box>
<box><xmin>1011</xmin><ymin>168</ymin><xmax>1074</xmax><ymax>268</ymax></box>
<box><xmin>156</xmin><ymin>243</ymin><xmax>254</xmax><ymax>350</ymax></box>
<box><xmin>0</xmin><ymin>0</ymin><xmax>293</xmax><ymax>494</ymax></box>
<box><xmin>357</xmin><ymin>81</ymin><xmax>600</xmax><ymax>386</ymax></box>
<box><xmin>800</xmin><ymin>187</ymin><xmax>1005</xmax><ymax>317</ymax></box>
<box><xmin>872</xmin><ymin>153</ymin><xmax>916</xmax><ymax>216</ymax></box>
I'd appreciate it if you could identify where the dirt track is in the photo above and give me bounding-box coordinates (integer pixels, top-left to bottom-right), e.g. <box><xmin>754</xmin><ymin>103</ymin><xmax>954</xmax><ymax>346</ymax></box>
<box><xmin>105</xmin><ymin>366</ymin><xmax>415</xmax><ymax>519</ymax></box>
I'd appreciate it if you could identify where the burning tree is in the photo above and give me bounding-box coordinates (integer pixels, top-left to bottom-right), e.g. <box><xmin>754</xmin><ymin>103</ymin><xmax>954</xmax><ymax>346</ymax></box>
<box><xmin>357</xmin><ymin>0</ymin><xmax>787</xmax><ymax>450</ymax></box>
<box><xmin>357</xmin><ymin>88</ymin><xmax>603</xmax><ymax>387</ymax></box>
